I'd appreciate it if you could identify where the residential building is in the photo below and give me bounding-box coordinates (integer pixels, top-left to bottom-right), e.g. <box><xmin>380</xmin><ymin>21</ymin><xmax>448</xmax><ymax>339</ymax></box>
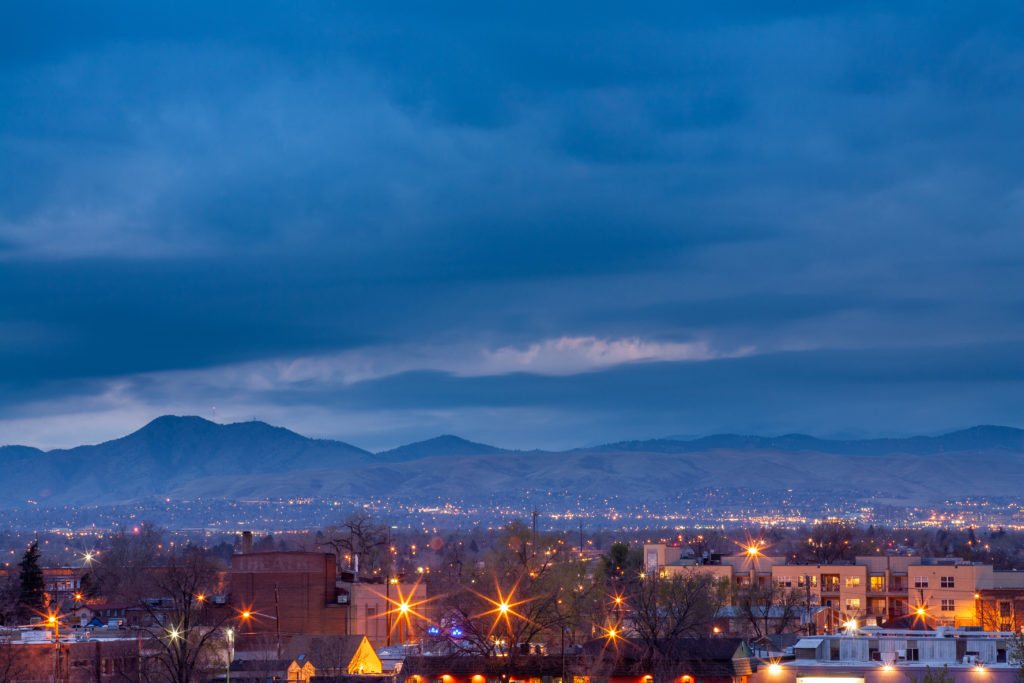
<box><xmin>643</xmin><ymin>545</ymin><xmax>1024</xmax><ymax>630</ymax></box>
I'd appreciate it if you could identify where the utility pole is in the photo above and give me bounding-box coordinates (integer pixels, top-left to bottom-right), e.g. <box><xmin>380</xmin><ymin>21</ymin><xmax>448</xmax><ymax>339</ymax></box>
<box><xmin>531</xmin><ymin>510</ymin><xmax>539</xmax><ymax>556</ymax></box>
<box><xmin>385</xmin><ymin>526</ymin><xmax>392</xmax><ymax>647</ymax></box>
<box><xmin>274</xmin><ymin>584</ymin><xmax>282</xmax><ymax>659</ymax></box>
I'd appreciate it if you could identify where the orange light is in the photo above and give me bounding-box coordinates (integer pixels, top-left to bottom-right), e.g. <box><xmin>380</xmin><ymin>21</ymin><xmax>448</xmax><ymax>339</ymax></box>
<box><xmin>498</xmin><ymin>602</ymin><xmax>509</xmax><ymax>614</ymax></box>
<box><xmin>768</xmin><ymin>664</ymin><xmax>782</xmax><ymax>674</ymax></box>
<box><xmin>74</xmin><ymin>593</ymin><xmax>82</xmax><ymax>600</ymax></box>
<box><xmin>883</xmin><ymin>665</ymin><xmax>894</xmax><ymax>672</ymax></box>
<box><xmin>242</xmin><ymin>611</ymin><xmax>251</xmax><ymax>619</ymax></box>
<box><xmin>713</xmin><ymin>626</ymin><xmax>721</xmax><ymax>633</ymax></box>
<box><xmin>47</xmin><ymin>615</ymin><xmax>57</xmax><ymax>624</ymax></box>
<box><xmin>916</xmin><ymin>607</ymin><xmax>926</xmax><ymax>616</ymax></box>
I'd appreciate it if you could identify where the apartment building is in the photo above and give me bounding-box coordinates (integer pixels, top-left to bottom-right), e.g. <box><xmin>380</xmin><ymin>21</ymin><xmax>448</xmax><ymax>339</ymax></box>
<box><xmin>644</xmin><ymin>545</ymin><xmax>1024</xmax><ymax>629</ymax></box>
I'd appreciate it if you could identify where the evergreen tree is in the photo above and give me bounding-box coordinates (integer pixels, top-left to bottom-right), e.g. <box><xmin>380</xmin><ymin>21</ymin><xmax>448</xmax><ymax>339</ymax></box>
<box><xmin>17</xmin><ymin>541</ymin><xmax>45</xmax><ymax>620</ymax></box>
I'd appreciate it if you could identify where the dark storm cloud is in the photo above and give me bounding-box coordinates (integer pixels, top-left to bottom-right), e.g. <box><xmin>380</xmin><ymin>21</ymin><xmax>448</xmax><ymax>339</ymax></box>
<box><xmin>1</xmin><ymin>1</ymin><xmax>1023</xmax><ymax>446</ymax></box>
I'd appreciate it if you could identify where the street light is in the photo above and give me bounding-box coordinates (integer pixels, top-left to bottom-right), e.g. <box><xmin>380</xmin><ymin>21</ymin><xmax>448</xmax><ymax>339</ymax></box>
<box><xmin>225</xmin><ymin>627</ymin><xmax>235</xmax><ymax>683</ymax></box>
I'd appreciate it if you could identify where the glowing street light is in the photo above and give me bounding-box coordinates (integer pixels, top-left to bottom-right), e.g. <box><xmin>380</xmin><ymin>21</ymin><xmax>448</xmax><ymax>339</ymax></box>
<box><xmin>845</xmin><ymin>619</ymin><xmax>857</xmax><ymax>632</ymax></box>
<box><xmin>373</xmin><ymin>578</ymin><xmax>438</xmax><ymax>645</ymax></box>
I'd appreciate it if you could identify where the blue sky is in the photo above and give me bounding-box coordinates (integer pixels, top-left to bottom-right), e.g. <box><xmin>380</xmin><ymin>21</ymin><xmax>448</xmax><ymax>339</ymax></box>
<box><xmin>2</xmin><ymin>2</ymin><xmax>1023</xmax><ymax>450</ymax></box>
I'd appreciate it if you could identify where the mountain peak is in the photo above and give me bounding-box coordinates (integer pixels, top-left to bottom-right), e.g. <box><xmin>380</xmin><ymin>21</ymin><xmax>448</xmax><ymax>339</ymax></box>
<box><xmin>376</xmin><ymin>434</ymin><xmax>508</xmax><ymax>462</ymax></box>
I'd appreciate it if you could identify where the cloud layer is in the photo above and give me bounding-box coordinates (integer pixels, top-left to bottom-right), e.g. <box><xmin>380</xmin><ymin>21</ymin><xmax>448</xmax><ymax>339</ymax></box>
<box><xmin>1</xmin><ymin>2</ymin><xmax>1023</xmax><ymax>448</ymax></box>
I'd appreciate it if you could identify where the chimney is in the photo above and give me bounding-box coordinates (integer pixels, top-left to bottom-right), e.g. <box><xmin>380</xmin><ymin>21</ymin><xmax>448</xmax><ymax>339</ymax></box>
<box><xmin>241</xmin><ymin>531</ymin><xmax>253</xmax><ymax>554</ymax></box>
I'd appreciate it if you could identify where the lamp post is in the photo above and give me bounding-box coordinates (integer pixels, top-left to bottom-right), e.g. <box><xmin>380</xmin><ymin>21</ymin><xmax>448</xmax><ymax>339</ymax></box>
<box><xmin>47</xmin><ymin>613</ymin><xmax>63</xmax><ymax>683</ymax></box>
<box><xmin>225</xmin><ymin>627</ymin><xmax>235</xmax><ymax>683</ymax></box>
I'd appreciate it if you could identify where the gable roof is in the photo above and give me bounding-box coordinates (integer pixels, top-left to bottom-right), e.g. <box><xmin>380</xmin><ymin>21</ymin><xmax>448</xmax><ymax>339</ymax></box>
<box><xmin>284</xmin><ymin>634</ymin><xmax>373</xmax><ymax>669</ymax></box>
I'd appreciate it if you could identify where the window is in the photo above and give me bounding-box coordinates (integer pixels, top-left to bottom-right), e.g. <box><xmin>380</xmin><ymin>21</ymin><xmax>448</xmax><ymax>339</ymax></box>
<box><xmin>777</xmin><ymin>576</ymin><xmax>792</xmax><ymax>587</ymax></box>
<box><xmin>1000</xmin><ymin>601</ymin><xmax>1013</xmax><ymax>618</ymax></box>
<box><xmin>914</xmin><ymin>576</ymin><xmax>929</xmax><ymax>588</ymax></box>
<box><xmin>906</xmin><ymin>648</ymin><xmax>920</xmax><ymax>661</ymax></box>
<box><xmin>822</xmin><ymin>574</ymin><xmax>840</xmax><ymax>592</ymax></box>
<box><xmin>941</xmin><ymin>599</ymin><xmax>955</xmax><ymax>612</ymax></box>
<box><xmin>798</xmin><ymin>575</ymin><xmax>817</xmax><ymax>587</ymax></box>
<box><xmin>871</xmin><ymin>576</ymin><xmax>886</xmax><ymax>592</ymax></box>
<box><xmin>846</xmin><ymin>576</ymin><xmax>861</xmax><ymax>588</ymax></box>
<box><xmin>940</xmin><ymin>576</ymin><xmax>955</xmax><ymax>588</ymax></box>
<box><xmin>846</xmin><ymin>598</ymin><xmax>861</xmax><ymax>611</ymax></box>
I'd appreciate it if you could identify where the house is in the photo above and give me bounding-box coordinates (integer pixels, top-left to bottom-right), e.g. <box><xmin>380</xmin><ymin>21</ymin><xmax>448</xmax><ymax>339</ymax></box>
<box><xmin>284</xmin><ymin>635</ymin><xmax>383</xmax><ymax>676</ymax></box>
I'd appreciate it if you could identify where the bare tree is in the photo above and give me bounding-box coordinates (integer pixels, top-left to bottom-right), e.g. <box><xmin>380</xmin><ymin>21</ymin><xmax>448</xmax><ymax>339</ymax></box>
<box><xmin>438</xmin><ymin>521</ymin><xmax>584</xmax><ymax>662</ymax></box>
<box><xmin>0</xmin><ymin>639</ymin><xmax>33</xmax><ymax>683</ymax></box>
<box><xmin>88</xmin><ymin>523</ymin><xmax>163</xmax><ymax>603</ymax></box>
<box><xmin>630</xmin><ymin>573</ymin><xmax>722</xmax><ymax>661</ymax></box>
<box><xmin>803</xmin><ymin>522</ymin><xmax>856</xmax><ymax>564</ymax></box>
<box><xmin>134</xmin><ymin>547</ymin><xmax>232</xmax><ymax>683</ymax></box>
<box><xmin>322</xmin><ymin>512</ymin><xmax>389</xmax><ymax>575</ymax></box>
<box><xmin>730</xmin><ymin>582</ymin><xmax>806</xmax><ymax>638</ymax></box>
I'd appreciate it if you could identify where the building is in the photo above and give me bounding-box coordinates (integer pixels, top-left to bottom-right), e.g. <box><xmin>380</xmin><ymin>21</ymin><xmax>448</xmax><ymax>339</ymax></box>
<box><xmin>231</xmin><ymin>551</ymin><xmax>350</xmax><ymax>640</ymax></box>
<box><xmin>400</xmin><ymin>639</ymin><xmax>757</xmax><ymax>683</ymax></box>
<box><xmin>229</xmin><ymin>549</ymin><xmax>428</xmax><ymax>649</ymax></box>
<box><xmin>750</xmin><ymin>628</ymin><xmax>1022</xmax><ymax>683</ymax></box>
<box><xmin>645</xmin><ymin>545</ymin><xmax>1024</xmax><ymax>630</ymax></box>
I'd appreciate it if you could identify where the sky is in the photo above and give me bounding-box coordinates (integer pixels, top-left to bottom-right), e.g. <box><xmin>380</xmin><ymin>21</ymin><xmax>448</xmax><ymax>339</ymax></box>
<box><xmin>2</xmin><ymin>2</ymin><xmax>1023</xmax><ymax>451</ymax></box>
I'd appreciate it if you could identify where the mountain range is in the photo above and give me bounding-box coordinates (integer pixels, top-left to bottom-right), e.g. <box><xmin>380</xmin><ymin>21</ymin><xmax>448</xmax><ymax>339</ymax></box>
<box><xmin>1</xmin><ymin>416</ymin><xmax>1022</xmax><ymax>508</ymax></box>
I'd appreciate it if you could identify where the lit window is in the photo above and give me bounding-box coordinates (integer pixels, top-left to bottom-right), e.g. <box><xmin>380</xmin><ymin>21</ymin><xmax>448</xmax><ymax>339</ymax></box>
<box><xmin>846</xmin><ymin>577</ymin><xmax>861</xmax><ymax>588</ymax></box>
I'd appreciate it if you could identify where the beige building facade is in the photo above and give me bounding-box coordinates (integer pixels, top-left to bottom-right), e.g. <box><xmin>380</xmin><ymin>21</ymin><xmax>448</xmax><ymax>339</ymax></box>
<box><xmin>644</xmin><ymin>544</ymin><xmax>1024</xmax><ymax>629</ymax></box>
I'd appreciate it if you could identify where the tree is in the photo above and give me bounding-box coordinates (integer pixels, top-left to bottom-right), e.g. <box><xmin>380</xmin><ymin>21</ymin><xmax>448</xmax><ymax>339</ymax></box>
<box><xmin>630</xmin><ymin>572</ymin><xmax>723</xmax><ymax>659</ymax></box>
<box><xmin>803</xmin><ymin>522</ymin><xmax>857</xmax><ymax>563</ymax></box>
<box><xmin>322</xmin><ymin>512</ymin><xmax>389</xmax><ymax>575</ymax></box>
<box><xmin>595</xmin><ymin>543</ymin><xmax>642</xmax><ymax>585</ymax></box>
<box><xmin>438</xmin><ymin>521</ymin><xmax>582</xmax><ymax>663</ymax></box>
<box><xmin>0</xmin><ymin>639</ymin><xmax>34</xmax><ymax>683</ymax></box>
<box><xmin>1007</xmin><ymin>631</ymin><xmax>1024</xmax><ymax>683</ymax></box>
<box><xmin>17</xmin><ymin>541</ymin><xmax>45</xmax><ymax>621</ymax></box>
<box><xmin>730</xmin><ymin>581</ymin><xmax>806</xmax><ymax>638</ymax></box>
<box><xmin>908</xmin><ymin>665</ymin><xmax>955</xmax><ymax>683</ymax></box>
<box><xmin>0</xmin><ymin>572</ymin><xmax>20</xmax><ymax>626</ymax></box>
<box><xmin>88</xmin><ymin>523</ymin><xmax>163</xmax><ymax>603</ymax></box>
<box><xmin>135</xmin><ymin>547</ymin><xmax>232</xmax><ymax>683</ymax></box>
